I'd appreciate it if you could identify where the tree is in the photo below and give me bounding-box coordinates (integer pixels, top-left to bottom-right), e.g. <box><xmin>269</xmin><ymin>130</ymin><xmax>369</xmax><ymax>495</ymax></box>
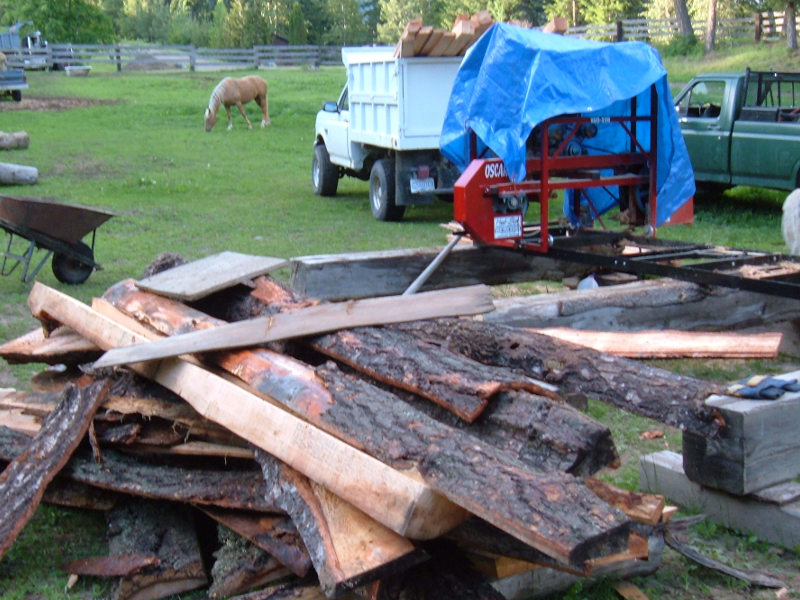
<box><xmin>787</xmin><ymin>1</ymin><xmax>798</xmax><ymax>49</ymax></box>
<box><xmin>288</xmin><ymin>1</ymin><xmax>308</xmax><ymax>43</ymax></box>
<box><xmin>0</xmin><ymin>0</ymin><xmax>115</xmax><ymax>43</ymax></box>
<box><xmin>377</xmin><ymin>0</ymin><xmax>441</xmax><ymax>43</ymax></box>
<box><xmin>324</xmin><ymin>0</ymin><xmax>371</xmax><ymax>44</ymax></box>
<box><xmin>674</xmin><ymin>0</ymin><xmax>695</xmax><ymax>41</ymax></box>
<box><xmin>704</xmin><ymin>0</ymin><xmax>716</xmax><ymax>53</ymax></box>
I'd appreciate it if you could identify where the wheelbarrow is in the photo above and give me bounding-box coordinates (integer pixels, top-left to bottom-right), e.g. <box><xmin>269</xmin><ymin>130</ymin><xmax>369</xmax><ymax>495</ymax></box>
<box><xmin>0</xmin><ymin>194</ymin><xmax>114</xmax><ymax>284</ymax></box>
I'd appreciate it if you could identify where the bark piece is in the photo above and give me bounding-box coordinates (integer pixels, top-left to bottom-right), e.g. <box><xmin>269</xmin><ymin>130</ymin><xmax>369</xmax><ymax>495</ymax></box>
<box><xmin>210</xmin><ymin>525</ymin><xmax>292</xmax><ymax>599</ymax></box>
<box><xmin>201</xmin><ymin>507</ymin><xmax>312</xmax><ymax>577</ymax></box>
<box><xmin>0</xmin><ymin>379</ymin><xmax>110</xmax><ymax>560</ymax></box>
<box><xmin>61</xmin><ymin>554</ymin><xmax>161</xmax><ymax>577</ymax></box>
<box><xmin>308</xmin><ymin>325</ymin><xmax>558</xmax><ymax>422</ymax></box>
<box><xmin>256</xmin><ymin>449</ymin><xmax>425</xmax><ymax>597</ymax></box>
<box><xmin>585</xmin><ymin>478</ymin><xmax>665</xmax><ymax>525</ymax></box>
<box><xmin>396</xmin><ymin>319</ymin><xmax>724</xmax><ymax>437</ymax></box>
<box><xmin>107</xmin><ymin>498</ymin><xmax>207</xmax><ymax>600</ymax></box>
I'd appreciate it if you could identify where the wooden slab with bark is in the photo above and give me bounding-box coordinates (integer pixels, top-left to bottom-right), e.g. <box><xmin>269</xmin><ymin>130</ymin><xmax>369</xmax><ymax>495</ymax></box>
<box><xmin>256</xmin><ymin>449</ymin><xmax>425</xmax><ymax>596</ymax></box>
<box><xmin>100</xmin><ymin>279</ymin><xmax>630</xmax><ymax>569</ymax></box>
<box><xmin>92</xmin><ymin>283</ymin><xmax>494</xmax><ymax>368</ymax></box>
<box><xmin>395</xmin><ymin>319</ymin><xmax>725</xmax><ymax>437</ymax></box>
<box><xmin>0</xmin><ymin>379</ymin><xmax>110</xmax><ymax>560</ymax></box>
<box><xmin>27</xmin><ymin>282</ymin><xmax>466</xmax><ymax>541</ymax></box>
<box><xmin>0</xmin><ymin>325</ymin><xmax>101</xmax><ymax>364</ymax></box>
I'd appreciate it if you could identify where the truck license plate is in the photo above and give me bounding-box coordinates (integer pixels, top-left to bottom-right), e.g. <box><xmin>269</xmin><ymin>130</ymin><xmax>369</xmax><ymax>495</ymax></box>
<box><xmin>410</xmin><ymin>177</ymin><xmax>435</xmax><ymax>194</ymax></box>
<box><xmin>494</xmin><ymin>215</ymin><xmax>522</xmax><ymax>239</ymax></box>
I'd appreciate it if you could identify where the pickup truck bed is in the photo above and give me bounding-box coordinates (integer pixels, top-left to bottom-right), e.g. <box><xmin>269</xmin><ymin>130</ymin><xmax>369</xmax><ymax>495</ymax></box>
<box><xmin>0</xmin><ymin>68</ymin><xmax>27</xmax><ymax>101</ymax></box>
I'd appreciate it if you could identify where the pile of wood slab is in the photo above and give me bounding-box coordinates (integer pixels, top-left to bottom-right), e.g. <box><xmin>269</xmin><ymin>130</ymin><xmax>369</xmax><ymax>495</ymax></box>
<box><xmin>0</xmin><ymin>254</ymin><xmax>732</xmax><ymax>599</ymax></box>
<box><xmin>394</xmin><ymin>12</ymin><xmax>494</xmax><ymax>58</ymax></box>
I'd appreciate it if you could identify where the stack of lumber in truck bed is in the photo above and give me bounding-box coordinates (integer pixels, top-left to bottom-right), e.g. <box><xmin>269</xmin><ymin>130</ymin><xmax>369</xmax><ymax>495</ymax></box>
<box><xmin>0</xmin><ymin>254</ymin><xmax>735</xmax><ymax>599</ymax></box>
<box><xmin>394</xmin><ymin>11</ymin><xmax>494</xmax><ymax>58</ymax></box>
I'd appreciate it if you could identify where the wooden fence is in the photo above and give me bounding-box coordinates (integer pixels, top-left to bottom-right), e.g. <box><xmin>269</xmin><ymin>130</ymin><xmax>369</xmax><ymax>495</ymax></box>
<box><xmin>1</xmin><ymin>12</ymin><xmax>794</xmax><ymax>72</ymax></box>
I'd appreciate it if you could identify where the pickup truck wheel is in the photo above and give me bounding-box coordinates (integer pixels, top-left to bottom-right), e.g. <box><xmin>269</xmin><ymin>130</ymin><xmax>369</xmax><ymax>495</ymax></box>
<box><xmin>52</xmin><ymin>241</ymin><xmax>94</xmax><ymax>285</ymax></box>
<box><xmin>312</xmin><ymin>144</ymin><xmax>339</xmax><ymax>196</ymax></box>
<box><xmin>370</xmin><ymin>159</ymin><xmax>405</xmax><ymax>221</ymax></box>
<box><xmin>11</xmin><ymin>90</ymin><xmax>21</xmax><ymax>102</ymax></box>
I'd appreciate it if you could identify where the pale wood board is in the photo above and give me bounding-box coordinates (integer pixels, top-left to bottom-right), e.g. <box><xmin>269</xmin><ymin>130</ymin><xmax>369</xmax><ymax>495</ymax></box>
<box><xmin>92</xmin><ymin>284</ymin><xmax>494</xmax><ymax>369</ymax></box>
<box><xmin>26</xmin><ymin>282</ymin><xmax>468</xmax><ymax>540</ymax></box>
<box><xmin>640</xmin><ymin>450</ymin><xmax>800</xmax><ymax>550</ymax></box>
<box><xmin>136</xmin><ymin>251</ymin><xmax>288</xmax><ymax>301</ymax></box>
<box><xmin>531</xmin><ymin>328</ymin><xmax>782</xmax><ymax>359</ymax></box>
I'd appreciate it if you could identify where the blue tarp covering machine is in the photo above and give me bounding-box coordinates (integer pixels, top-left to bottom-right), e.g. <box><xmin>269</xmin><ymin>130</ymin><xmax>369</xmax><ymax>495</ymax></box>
<box><xmin>440</xmin><ymin>23</ymin><xmax>696</xmax><ymax>252</ymax></box>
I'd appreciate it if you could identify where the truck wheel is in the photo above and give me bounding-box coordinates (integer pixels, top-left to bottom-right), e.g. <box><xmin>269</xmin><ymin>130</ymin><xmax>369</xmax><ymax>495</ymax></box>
<box><xmin>370</xmin><ymin>159</ymin><xmax>405</xmax><ymax>222</ymax></box>
<box><xmin>11</xmin><ymin>90</ymin><xmax>21</xmax><ymax>102</ymax></box>
<box><xmin>52</xmin><ymin>241</ymin><xmax>94</xmax><ymax>285</ymax></box>
<box><xmin>312</xmin><ymin>144</ymin><xmax>338</xmax><ymax>196</ymax></box>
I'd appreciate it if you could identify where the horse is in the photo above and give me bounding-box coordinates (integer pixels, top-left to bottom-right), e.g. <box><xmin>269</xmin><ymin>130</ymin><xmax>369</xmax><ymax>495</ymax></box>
<box><xmin>782</xmin><ymin>188</ymin><xmax>800</xmax><ymax>255</ymax></box>
<box><xmin>204</xmin><ymin>75</ymin><xmax>270</xmax><ymax>132</ymax></box>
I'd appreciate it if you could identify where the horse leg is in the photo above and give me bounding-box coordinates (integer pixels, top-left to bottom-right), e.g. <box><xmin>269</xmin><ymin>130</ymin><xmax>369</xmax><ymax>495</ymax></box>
<box><xmin>236</xmin><ymin>102</ymin><xmax>253</xmax><ymax>130</ymax></box>
<box><xmin>260</xmin><ymin>93</ymin><xmax>270</xmax><ymax>127</ymax></box>
<box><xmin>225</xmin><ymin>106</ymin><xmax>234</xmax><ymax>130</ymax></box>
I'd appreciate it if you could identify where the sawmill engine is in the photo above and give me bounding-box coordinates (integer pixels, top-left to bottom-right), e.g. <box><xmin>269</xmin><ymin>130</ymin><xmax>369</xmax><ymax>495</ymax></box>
<box><xmin>526</xmin><ymin>118</ymin><xmax>599</xmax><ymax>160</ymax></box>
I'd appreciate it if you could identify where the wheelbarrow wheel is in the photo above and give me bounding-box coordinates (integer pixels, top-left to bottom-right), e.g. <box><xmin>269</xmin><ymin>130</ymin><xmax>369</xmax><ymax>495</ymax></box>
<box><xmin>52</xmin><ymin>241</ymin><xmax>94</xmax><ymax>284</ymax></box>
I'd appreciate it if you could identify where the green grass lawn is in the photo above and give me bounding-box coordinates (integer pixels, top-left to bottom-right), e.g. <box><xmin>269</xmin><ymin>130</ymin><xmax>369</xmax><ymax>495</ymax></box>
<box><xmin>0</xmin><ymin>40</ymin><xmax>798</xmax><ymax>599</ymax></box>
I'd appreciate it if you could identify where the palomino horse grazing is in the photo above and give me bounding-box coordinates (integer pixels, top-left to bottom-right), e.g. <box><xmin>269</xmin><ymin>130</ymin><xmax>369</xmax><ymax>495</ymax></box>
<box><xmin>204</xmin><ymin>75</ymin><xmax>270</xmax><ymax>131</ymax></box>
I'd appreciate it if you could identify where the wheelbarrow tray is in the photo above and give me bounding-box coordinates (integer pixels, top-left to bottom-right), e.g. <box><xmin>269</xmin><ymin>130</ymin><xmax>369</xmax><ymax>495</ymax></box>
<box><xmin>0</xmin><ymin>194</ymin><xmax>114</xmax><ymax>245</ymax></box>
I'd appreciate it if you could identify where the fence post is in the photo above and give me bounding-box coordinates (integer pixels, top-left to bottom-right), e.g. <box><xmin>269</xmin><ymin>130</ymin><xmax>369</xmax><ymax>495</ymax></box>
<box><xmin>616</xmin><ymin>20</ymin><xmax>624</xmax><ymax>41</ymax></box>
<box><xmin>189</xmin><ymin>44</ymin><xmax>196</xmax><ymax>71</ymax></box>
<box><xmin>754</xmin><ymin>12</ymin><xmax>763</xmax><ymax>41</ymax></box>
<box><xmin>115</xmin><ymin>45</ymin><xmax>122</xmax><ymax>72</ymax></box>
<box><xmin>253</xmin><ymin>45</ymin><xmax>259</xmax><ymax>69</ymax></box>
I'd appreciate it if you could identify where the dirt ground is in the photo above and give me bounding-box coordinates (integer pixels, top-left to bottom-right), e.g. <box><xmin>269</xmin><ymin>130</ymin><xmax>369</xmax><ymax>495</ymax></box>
<box><xmin>0</xmin><ymin>96</ymin><xmax>116</xmax><ymax>111</ymax></box>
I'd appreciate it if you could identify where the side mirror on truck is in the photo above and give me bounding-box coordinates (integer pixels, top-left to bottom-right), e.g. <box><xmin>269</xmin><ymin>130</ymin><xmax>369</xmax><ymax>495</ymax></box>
<box><xmin>322</xmin><ymin>101</ymin><xmax>339</xmax><ymax>113</ymax></box>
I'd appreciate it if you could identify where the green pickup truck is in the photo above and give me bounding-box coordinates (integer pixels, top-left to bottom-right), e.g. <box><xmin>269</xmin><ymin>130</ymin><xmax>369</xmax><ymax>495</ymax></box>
<box><xmin>674</xmin><ymin>69</ymin><xmax>800</xmax><ymax>191</ymax></box>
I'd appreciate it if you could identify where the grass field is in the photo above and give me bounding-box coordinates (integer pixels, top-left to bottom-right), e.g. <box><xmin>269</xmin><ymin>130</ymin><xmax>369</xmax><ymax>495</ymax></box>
<box><xmin>0</xmin><ymin>40</ymin><xmax>798</xmax><ymax>599</ymax></box>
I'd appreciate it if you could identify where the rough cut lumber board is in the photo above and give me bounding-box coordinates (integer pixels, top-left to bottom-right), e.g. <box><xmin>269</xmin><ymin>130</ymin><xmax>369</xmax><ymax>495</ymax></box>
<box><xmin>471</xmin><ymin>10</ymin><xmax>494</xmax><ymax>37</ymax></box>
<box><xmin>288</xmin><ymin>245</ymin><xmax>587</xmax><ymax>300</ymax></box>
<box><xmin>0</xmin><ymin>325</ymin><xmax>100</xmax><ymax>364</ymax></box>
<box><xmin>396</xmin><ymin>319</ymin><xmax>724</xmax><ymax>437</ymax></box>
<box><xmin>682</xmin><ymin>371</ymin><xmax>800</xmax><ymax>495</ymax></box>
<box><xmin>27</xmin><ymin>282</ymin><xmax>465</xmax><ymax>540</ymax></box>
<box><xmin>640</xmin><ymin>450</ymin><xmax>800</xmax><ymax>550</ymax></box>
<box><xmin>0</xmin><ymin>380</ymin><xmax>110</xmax><ymax>561</ymax></box>
<box><xmin>135</xmin><ymin>251</ymin><xmax>287</xmax><ymax>301</ymax></box>
<box><xmin>532</xmin><ymin>328</ymin><xmax>782</xmax><ymax>359</ymax></box>
<box><xmin>395</xmin><ymin>18</ymin><xmax>422</xmax><ymax>57</ymax></box>
<box><xmin>413</xmin><ymin>26</ymin><xmax>434</xmax><ymax>54</ymax></box>
<box><xmin>92</xmin><ymin>283</ymin><xmax>494</xmax><ymax>368</ymax></box>
<box><xmin>542</xmin><ymin>17</ymin><xmax>568</xmax><ymax>33</ymax></box>
<box><xmin>428</xmin><ymin>31</ymin><xmax>456</xmax><ymax>56</ymax></box>
<box><xmin>419</xmin><ymin>29</ymin><xmax>445</xmax><ymax>55</ymax></box>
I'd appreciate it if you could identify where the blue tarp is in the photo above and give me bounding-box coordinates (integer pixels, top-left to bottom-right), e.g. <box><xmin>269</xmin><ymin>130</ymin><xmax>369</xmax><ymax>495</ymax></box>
<box><xmin>439</xmin><ymin>23</ymin><xmax>695</xmax><ymax>227</ymax></box>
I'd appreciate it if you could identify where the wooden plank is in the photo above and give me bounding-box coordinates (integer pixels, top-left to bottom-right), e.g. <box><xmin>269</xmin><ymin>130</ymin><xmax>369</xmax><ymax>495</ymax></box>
<box><xmin>682</xmin><ymin>372</ymin><xmax>800</xmax><ymax>495</ymax></box>
<box><xmin>542</xmin><ymin>17</ymin><xmax>568</xmax><ymax>34</ymax></box>
<box><xmin>531</xmin><ymin>328</ymin><xmax>782</xmax><ymax>358</ymax></box>
<box><xmin>418</xmin><ymin>30</ymin><xmax>445</xmax><ymax>56</ymax></box>
<box><xmin>288</xmin><ymin>245</ymin><xmax>587</xmax><ymax>300</ymax></box>
<box><xmin>92</xmin><ymin>283</ymin><xmax>494</xmax><ymax>369</ymax></box>
<box><xmin>585</xmin><ymin>478</ymin><xmax>665</xmax><ymax>525</ymax></box>
<box><xmin>136</xmin><ymin>251</ymin><xmax>287</xmax><ymax>301</ymax></box>
<box><xmin>471</xmin><ymin>10</ymin><xmax>494</xmax><ymax>38</ymax></box>
<box><xmin>639</xmin><ymin>450</ymin><xmax>800</xmax><ymax>550</ymax></box>
<box><xmin>424</xmin><ymin>31</ymin><xmax>455</xmax><ymax>57</ymax></box>
<box><xmin>395</xmin><ymin>18</ymin><xmax>422</xmax><ymax>58</ymax></box>
<box><xmin>0</xmin><ymin>325</ymin><xmax>100</xmax><ymax>364</ymax></box>
<box><xmin>445</xmin><ymin>17</ymin><xmax>475</xmax><ymax>56</ymax></box>
<box><xmin>27</xmin><ymin>282</ymin><xmax>466</xmax><ymax>540</ymax></box>
<box><xmin>413</xmin><ymin>26</ymin><xmax>434</xmax><ymax>54</ymax></box>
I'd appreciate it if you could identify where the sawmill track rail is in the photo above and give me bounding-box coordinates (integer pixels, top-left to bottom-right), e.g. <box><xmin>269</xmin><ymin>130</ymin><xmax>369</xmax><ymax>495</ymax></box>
<box><xmin>521</xmin><ymin>229</ymin><xmax>800</xmax><ymax>299</ymax></box>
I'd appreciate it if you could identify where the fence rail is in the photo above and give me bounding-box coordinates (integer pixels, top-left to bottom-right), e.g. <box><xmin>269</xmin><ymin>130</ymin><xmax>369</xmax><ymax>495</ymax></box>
<box><xmin>0</xmin><ymin>12</ymin><xmax>794</xmax><ymax>72</ymax></box>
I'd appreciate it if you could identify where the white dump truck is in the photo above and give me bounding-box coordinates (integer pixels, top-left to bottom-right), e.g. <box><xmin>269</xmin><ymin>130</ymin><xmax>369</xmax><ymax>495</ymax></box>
<box><xmin>312</xmin><ymin>47</ymin><xmax>463</xmax><ymax>221</ymax></box>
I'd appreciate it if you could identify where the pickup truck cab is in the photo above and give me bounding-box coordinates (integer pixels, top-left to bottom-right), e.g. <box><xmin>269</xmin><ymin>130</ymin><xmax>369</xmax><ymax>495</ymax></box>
<box><xmin>675</xmin><ymin>70</ymin><xmax>800</xmax><ymax>190</ymax></box>
<box><xmin>0</xmin><ymin>65</ymin><xmax>27</xmax><ymax>101</ymax></box>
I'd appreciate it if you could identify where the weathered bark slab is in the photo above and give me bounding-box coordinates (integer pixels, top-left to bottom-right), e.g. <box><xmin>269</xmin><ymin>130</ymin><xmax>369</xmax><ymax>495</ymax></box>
<box><xmin>101</xmin><ymin>279</ymin><xmax>630</xmax><ymax>569</ymax></box>
<box><xmin>107</xmin><ymin>498</ymin><xmax>207</xmax><ymax>600</ymax></box>
<box><xmin>308</xmin><ymin>325</ymin><xmax>558</xmax><ymax>422</ymax></box>
<box><xmin>288</xmin><ymin>243</ymin><xmax>589</xmax><ymax>300</ymax></box>
<box><xmin>487</xmin><ymin>278</ymin><xmax>800</xmax><ymax>332</ymax></box>
<box><xmin>61</xmin><ymin>554</ymin><xmax>161</xmax><ymax>577</ymax></box>
<box><xmin>0</xmin><ymin>427</ymin><xmax>278</xmax><ymax>511</ymax></box>
<box><xmin>0</xmin><ymin>379</ymin><xmax>110</xmax><ymax>560</ymax></box>
<box><xmin>209</xmin><ymin>524</ymin><xmax>292</xmax><ymax>599</ymax></box>
<box><xmin>0</xmin><ymin>131</ymin><xmax>30</xmax><ymax>150</ymax></box>
<box><xmin>0</xmin><ymin>161</ymin><xmax>37</xmax><ymax>184</ymax></box>
<box><xmin>29</xmin><ymin>283</ymin><xmax>465</xmax><ymax>541</ymax></box>
<box><xmin>0</xmin><ymin>325</ymin><xmax>101</xmax><ymax>364</ymax></box>
<box><xmin>395</xmin><ymin>319</ymin><xmax>724</xmax><ymax>437</ymax></box>
<box><xmin>256</xmin><ymin>449</ymin><xmax>424</xmax><ymax>597</ymax></box>
<box><xmin>200</xmin><ymin>507</ymin><xmax>312</xmax><ymax>577</ymax></box>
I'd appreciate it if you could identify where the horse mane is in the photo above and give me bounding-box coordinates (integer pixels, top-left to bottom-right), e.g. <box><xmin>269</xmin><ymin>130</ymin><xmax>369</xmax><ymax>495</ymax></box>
<box><xmin>207</xmin><ymin>78</ymin><xmax>229</xmax><ymax>113</ymax></box>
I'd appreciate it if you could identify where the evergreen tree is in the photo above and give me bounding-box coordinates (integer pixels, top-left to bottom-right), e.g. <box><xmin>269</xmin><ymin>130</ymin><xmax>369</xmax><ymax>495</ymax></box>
<box><xmin>377</xmin><ymin>0</ymin><xmax>441</xmax><ymax>43</ymax></box>
<box><xmin>288</xmin><ymin>1</ymin><xmax>308</xmax><ymax>42</ymax></box>
<box><xmin>324</xmin><ymin>0</ymin><xmax>371</xmax><ymax>45</ymax></box>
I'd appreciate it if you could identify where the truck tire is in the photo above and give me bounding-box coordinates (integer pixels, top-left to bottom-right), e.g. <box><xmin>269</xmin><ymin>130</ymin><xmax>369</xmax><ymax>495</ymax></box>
<box><xmin>312</xmin><ymin>144</ymin><xmax>339</xmax><ymax>196</ymax></box>
<box><xmin>52</xmin><ymin>241</ymin><xmax>94</xmax><ymax>285</ymax></box>
<box><xmin>370</xmin><ymin>159</ymin><xmax>405</xmax><ymax>221</ymax></box>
